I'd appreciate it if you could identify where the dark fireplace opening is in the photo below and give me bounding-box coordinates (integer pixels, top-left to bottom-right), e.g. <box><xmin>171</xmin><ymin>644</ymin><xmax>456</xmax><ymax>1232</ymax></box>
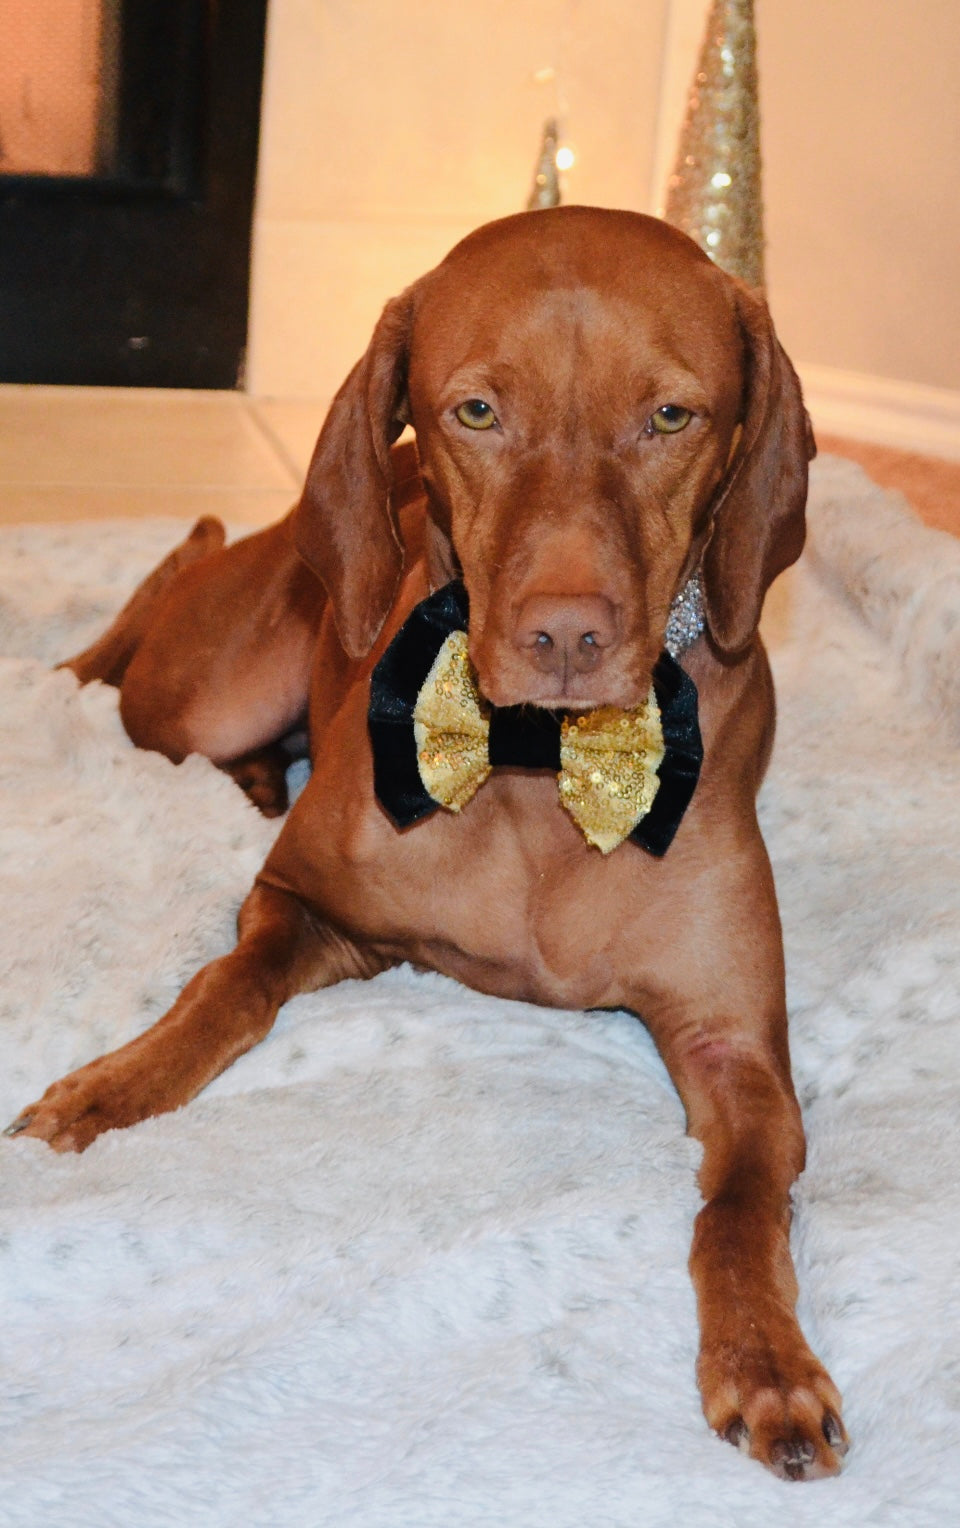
<box><xmin>0</xmin><ymin>0</ymin><xmax>268</xmax><ymax>388</ymax></box>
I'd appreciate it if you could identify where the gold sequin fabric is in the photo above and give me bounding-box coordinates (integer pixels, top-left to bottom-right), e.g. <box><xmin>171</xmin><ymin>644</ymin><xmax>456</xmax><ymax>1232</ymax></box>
<box><xmin>559</xmin><ymin>700</ymin><xmax>665</xmax><ymax>855</ymax></box>
<box><xmin>663</xmin><ymin>0</ymin><xmax>765</xmax><ymax>290</ymax></box>
<box><xmin>412</xmin><ymin>632</ymin><xmax>665</xmax><ymax>853</ymax></box>
<box><xmin>413</xmin><ymin>632</ymin><xmax>491</xmax><ymax>812</ymax></box>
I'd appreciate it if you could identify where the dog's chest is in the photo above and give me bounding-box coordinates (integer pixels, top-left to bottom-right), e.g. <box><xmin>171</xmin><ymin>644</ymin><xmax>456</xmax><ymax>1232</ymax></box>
<box><xmin>278</xmin><ymin>761</ymin><xmax>663</xmax><ymax>1010</ymax></box>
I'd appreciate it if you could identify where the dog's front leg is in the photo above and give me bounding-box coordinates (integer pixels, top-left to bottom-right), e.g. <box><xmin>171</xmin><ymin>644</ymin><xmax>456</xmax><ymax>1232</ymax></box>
<box><xmin>639</xmin><ymin>846</ymin><xmax>848</xmax><ymax>1480</ymax></box>
<box><xmin>6</xmin><ymin>882</ymin><xmax>377</xmax><ymax>1153</ymax></box>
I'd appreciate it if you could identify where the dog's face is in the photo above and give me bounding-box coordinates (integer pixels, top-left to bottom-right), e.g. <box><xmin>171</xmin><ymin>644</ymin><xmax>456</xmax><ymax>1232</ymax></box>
<box><xmin>407</xmin><ymin>213</ymin><xmax>748</xmax><ymax>707</ymax></box>
<box><xmin>294</xmin><ymin>208</ymin><xmax>812</xmax><ymax>703</ymax></box>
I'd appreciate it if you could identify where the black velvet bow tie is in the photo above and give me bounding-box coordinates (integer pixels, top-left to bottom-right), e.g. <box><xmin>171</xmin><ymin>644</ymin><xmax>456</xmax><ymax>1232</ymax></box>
<box><xmin>368</xmin><ymin>581</ymin><xmax>703</xmax><ymax>856</ymax></box>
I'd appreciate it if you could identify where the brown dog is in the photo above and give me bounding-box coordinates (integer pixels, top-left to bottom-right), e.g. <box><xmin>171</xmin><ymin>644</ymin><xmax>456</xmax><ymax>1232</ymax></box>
<box><xmin>7</xmin><ymin>208</ymin><xmax>847</xmax><ymax>1479</ymax></box>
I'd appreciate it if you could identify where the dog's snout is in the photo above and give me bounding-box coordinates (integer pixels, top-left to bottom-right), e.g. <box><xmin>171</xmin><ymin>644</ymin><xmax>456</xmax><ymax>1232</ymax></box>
<box><xmin>514</xmin><ymin>594</ymin><xmax>619</xmax><ymax>679</ymax></box>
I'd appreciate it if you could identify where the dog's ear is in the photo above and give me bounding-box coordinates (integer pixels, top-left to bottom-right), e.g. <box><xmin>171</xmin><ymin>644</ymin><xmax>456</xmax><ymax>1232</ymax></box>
<box><xmin>701</xmin><ymin>282</ymin><xmax>813</xmax><ymax>655</ymax></box>
<box><xmin>292</xmin><ymin>289</ymin><xmax>415</xmax><ymax>659</ymax></box>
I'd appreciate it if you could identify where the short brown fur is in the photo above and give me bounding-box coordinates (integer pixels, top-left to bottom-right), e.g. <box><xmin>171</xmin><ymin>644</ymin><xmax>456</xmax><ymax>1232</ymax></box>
<box><xmin>10</xmin><ymin>208</ymin><xmax>846</xmax><ymax>1480</ymax></box>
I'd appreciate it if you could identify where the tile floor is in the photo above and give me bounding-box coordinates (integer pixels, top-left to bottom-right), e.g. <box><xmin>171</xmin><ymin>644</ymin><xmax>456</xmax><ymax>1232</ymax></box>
<box><xmin>1</xmin><ymin>384</ymin><xmax>958</xmax><ymax>540</ymax></box>
<box><xmin>0</xmin><ymin>385</ymin><xmax>330</xmax><ymax>529</ymax></box>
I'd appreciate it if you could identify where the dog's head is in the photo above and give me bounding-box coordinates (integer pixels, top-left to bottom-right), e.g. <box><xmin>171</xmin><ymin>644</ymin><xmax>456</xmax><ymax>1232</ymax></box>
<box><xmin>293</xmin><ymin>207</ymin><xmax>812</xmax><ymax>707</ymax></box>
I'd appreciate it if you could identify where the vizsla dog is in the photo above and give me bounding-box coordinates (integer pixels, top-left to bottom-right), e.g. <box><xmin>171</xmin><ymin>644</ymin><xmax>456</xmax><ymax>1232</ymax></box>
<box><xmin>7</xmin><ymin>207</ymin><xmax>847</xmax><ymax>1479</ymax></box>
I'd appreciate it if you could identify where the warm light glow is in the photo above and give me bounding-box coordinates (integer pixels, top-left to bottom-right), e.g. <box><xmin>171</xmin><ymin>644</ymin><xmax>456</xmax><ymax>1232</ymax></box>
<box><xmin>555</xmin><ymin>146</ymin><xmax>575</xmax><ymax>172</ymax></box>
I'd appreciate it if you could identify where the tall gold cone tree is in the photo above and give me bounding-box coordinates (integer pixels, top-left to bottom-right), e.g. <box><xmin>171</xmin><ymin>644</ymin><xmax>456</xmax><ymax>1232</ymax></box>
<box><xmin>664</xmin><ymin>0</ymin><xmax>765</xmax><ymax>290</ymax></box>
<box><xmin>526</xmin><ymin>118</ymin><xmax>562</xmax><ymax>210</ymax></box>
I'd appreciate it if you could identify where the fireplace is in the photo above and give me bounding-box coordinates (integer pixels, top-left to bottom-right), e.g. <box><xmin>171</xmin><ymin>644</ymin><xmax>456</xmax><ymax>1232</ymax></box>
<box><xmin>0</xmin><ymin>0</ymin><xmax>267</xmax><ymax>388</ymax></box>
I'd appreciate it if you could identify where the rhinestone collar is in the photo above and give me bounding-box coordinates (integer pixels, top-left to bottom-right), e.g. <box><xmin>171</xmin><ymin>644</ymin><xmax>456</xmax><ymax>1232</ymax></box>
<box><xmin>664</xmin><ymin>571</ymin><xmax>705</xmax><ymax>659</ymax></box>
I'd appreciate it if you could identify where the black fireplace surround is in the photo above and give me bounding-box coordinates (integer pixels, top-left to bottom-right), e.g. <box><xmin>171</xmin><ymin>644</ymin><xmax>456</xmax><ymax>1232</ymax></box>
<box><xmin>0</xmin><ymin>0</ymin><xmax>268</xmax><ymax>389</ymax></box>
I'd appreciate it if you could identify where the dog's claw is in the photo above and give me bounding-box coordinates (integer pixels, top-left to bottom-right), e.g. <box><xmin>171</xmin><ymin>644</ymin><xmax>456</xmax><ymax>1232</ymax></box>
<box><xmin>723</xmin><ymin>1418</ymin><xmax>749</xmax><ymax>1452</ymax></box>
<box><xmin>717</xmin><ymin>1396</ymin><xmax>847</xmax><ymax>1479</ymax></box>
<box><xmin>822</xmin><ymin>1409</ymin><xmax>849</xmax><ymax>1455</ymax></box>
<box><xmin>3</xmin><ymin>1114</ymin><xmax>32</xmax><ymax>1137</ymax></box>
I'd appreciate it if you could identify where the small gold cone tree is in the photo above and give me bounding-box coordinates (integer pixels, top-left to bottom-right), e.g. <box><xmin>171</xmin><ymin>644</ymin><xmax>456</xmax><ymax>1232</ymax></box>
<box><xmin>526</xmin><ymin>118</ymin><xmax>562</xmax><ymax>210</ymax></box>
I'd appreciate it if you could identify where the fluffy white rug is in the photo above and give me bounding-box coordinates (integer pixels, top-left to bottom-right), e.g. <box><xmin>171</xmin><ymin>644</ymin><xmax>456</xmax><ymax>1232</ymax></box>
<box><xmin>1</xmin><ymin>456</ymin><xmax>958</xmax><ymax>1527</ymax></box>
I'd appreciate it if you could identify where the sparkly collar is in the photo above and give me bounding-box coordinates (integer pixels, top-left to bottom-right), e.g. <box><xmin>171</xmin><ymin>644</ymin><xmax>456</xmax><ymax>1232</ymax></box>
<box><xmin>665</xmin><ymin>571</ymin><xmax>705</xmax><ymax>659</ymax></box>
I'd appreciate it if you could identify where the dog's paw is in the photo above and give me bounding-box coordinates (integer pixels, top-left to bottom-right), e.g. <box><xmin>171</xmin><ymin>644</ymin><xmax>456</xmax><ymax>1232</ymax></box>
<box><xmin>223</xmin><ymin>745</ymin><xmax>290</xmax><ymax>817</ymax></box>
<box><xmin>700</xmin><ymin>1338</ymin><xmax>848</xmax><ymax>1480</ymax></box>
<box><xmin>4</xmin><ymin>1055</ymin><xmax>158</xmax><ymax>1153</ymax></box>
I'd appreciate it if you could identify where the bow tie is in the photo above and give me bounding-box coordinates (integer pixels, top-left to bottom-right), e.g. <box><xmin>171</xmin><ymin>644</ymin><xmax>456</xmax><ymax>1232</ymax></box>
<box><xmin>368</xmin><ymin>581</ymin><xmax>702</xmax><ymax>855</ymax></box>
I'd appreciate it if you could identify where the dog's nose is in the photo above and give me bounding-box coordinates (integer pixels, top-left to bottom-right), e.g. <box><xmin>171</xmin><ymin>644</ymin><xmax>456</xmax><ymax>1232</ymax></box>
<box><xmin>514</xmin><ymin>594</ymin><xmax>619</xmax><ymax>679</ymax></box>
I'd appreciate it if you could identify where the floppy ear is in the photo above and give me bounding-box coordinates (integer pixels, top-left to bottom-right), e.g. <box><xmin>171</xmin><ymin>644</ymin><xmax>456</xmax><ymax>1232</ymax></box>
<box><xmin>292</xmin><ymin>289</ymin><xmax>415</xmax><ymax>659</ymax></box>
<box><xmin>701</xmin><ymin>282</ymin><xmax>813</xmax><ymax>654</ymax></box>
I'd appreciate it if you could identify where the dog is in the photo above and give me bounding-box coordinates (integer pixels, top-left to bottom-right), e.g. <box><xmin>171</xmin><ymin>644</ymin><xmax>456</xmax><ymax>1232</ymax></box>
<box><xmin>6</xmin><ymin>207</ymin><xmax>847</xmax><ymax>1479</ymax></box>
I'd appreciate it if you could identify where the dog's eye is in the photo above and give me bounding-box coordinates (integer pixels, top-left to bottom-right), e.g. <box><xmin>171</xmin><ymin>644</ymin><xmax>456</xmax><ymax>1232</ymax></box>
<box><xmin>455</xmin><ymin>399</ymin><xmax>497</xmax><ymax>431</ymax></box>
<box><xmin>649</xmin><ymin>405</ymin><xmax>692</xmax><ymax>435</ymax></box>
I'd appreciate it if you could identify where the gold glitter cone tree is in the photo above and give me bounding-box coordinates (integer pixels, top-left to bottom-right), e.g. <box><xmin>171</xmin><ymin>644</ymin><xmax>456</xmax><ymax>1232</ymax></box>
<box><xmin>664</xmin><ymin>0</ymin><xmax>765</xmax><ymax>289</ymax></box>
<box><xmin>526</xmin><ymin>117</ymin><xmax>561</xmax><ymax>209</ymax></box>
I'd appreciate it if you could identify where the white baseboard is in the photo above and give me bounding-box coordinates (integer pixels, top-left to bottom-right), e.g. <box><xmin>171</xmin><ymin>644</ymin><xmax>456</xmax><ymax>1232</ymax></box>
<box><xmin>799</xmin><ymin>364</ymin><xmax>960</xmax><ymax>461</ymax></box>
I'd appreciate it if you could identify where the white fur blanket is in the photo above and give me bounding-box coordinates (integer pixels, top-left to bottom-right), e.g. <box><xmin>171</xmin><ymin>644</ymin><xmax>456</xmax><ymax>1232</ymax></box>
<box><xmin>1</xmin><ymin>457</ymin><xmax>958</xmax><ymax>1526</ymax></box>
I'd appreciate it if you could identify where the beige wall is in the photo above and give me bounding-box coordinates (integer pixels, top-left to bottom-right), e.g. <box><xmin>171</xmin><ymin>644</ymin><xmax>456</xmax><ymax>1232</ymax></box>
<box><xmin>248</xmin><ymin>0</ymin><xmax>666</xmax><ymax>397</ymax></box>
<box><xmin>760</xmin><ymin>0</ymin><xmax>960</xmax><ymax>394</ymax></box>
<box><xmin>248</xmin><ymin>0</ymin><xmax>960</xmax><ymax>420</ymax></box>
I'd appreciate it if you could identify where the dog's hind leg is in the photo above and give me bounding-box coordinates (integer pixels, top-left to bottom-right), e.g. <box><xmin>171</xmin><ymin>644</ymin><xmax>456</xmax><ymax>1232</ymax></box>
<box><xmin>60</xmin><ymin>516</ymin><xmax>226</xmax><ymax>687</ymax></box>
<box><xmin>61</xmin><ymin>514</ymin><xmax>324</xmax><ymax>817</ymax></box>
<box><xmin>114</xmin><ymin>517</ymin><xmax>323</xmax><ymax>815</ymax></box>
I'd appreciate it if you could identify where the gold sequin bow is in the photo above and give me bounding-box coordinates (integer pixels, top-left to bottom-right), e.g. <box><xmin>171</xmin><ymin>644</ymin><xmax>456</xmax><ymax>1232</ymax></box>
<box><xmin>412</xmin><ymin>630</ymin><xmax>665</xmax><ymax>854</ymax></box>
